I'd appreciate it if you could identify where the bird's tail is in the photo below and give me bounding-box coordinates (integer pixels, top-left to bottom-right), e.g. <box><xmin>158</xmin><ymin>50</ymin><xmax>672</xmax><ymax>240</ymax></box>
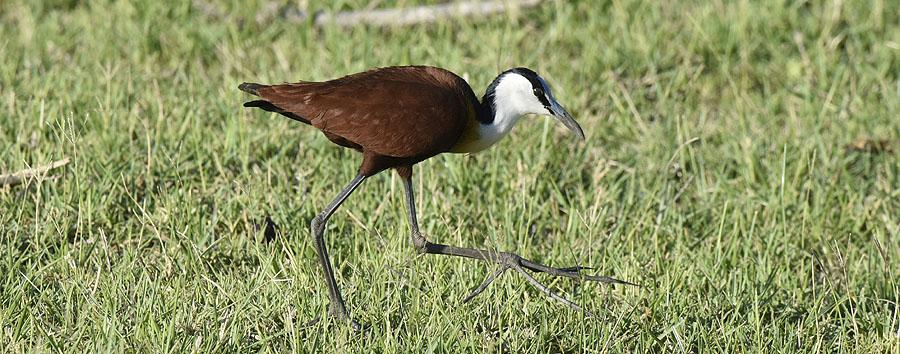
<box><xmin>238</xmin><ymin>82</ymin><xmax>265</xmax><ymax>96</ymax></box>
<box><xmin>239</xmin><ymin>82</ymin><xmax>311</xmax><ymax>125</ymax></box>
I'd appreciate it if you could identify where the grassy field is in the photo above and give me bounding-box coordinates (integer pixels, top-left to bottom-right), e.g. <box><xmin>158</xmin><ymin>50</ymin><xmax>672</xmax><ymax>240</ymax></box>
<box><xmin>2</xmin><ymin>0</ymin><xmax>898</xmax><ymax>352</ymax></box>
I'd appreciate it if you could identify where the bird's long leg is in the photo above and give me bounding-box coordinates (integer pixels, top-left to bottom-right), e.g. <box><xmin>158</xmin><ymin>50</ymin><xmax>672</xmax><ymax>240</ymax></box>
<box><xmin>309</xmin><ymin>173</ymin><xmax>366</xmax><ymax>328</ymax></box>
<box><xmin>401</xmin><ymin>175</ymin><xmax>635</xmax><ymax>314</ymax></box>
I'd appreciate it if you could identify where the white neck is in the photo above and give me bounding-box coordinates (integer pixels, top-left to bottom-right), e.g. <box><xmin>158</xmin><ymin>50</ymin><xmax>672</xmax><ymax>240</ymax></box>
<box><xmin>449</xmin><ymin>73</ymin><xmax>543</xmax><ymax>153</ymax></box>
<box><xmin>456</xmin><ymin>109</ymin><xmax>522</xmax><ymax>153</ymax></box>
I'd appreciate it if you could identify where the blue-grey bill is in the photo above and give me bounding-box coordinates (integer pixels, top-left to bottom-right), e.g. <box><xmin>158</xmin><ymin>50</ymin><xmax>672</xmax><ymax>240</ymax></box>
<box><xmin>549</xmin><ymin>101</ymin><xmax>585</xmax><ymax>140</ymax></box>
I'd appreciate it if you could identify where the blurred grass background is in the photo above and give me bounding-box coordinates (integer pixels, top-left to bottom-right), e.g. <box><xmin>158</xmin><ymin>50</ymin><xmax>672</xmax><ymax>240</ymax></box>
<box><xmin>1</xmin><ymin>0</ymin><xmax>898</xmax><ymax>351</ymax></box>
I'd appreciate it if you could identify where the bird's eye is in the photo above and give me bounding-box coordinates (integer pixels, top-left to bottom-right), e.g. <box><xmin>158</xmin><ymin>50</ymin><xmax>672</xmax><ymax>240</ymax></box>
<box><xmin>533</xmin><ymin>87</ymin><xmax>542</xmax><ymax>96</ymax></box>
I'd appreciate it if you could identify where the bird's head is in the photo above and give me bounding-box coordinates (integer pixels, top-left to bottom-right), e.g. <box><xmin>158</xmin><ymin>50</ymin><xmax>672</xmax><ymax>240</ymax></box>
<box><xmin>484</xmin><ymin>67</ymin><xmax>584</xmax><ymax>140</ymax></box>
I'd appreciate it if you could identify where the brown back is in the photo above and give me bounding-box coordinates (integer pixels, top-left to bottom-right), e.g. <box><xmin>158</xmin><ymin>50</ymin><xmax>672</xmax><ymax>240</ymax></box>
<box><xmin>254</xmin><ymin>66</ymin><xmax>477</xmax><ymax>159</ymax></box>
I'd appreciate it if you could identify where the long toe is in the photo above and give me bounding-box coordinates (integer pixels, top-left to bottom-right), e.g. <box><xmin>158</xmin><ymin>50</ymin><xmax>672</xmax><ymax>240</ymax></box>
<box><xmin>302</xmin><ymin>315</ymin><xmax>322</xmax><ymax>328</ymax></box>
<box><xmin>328</xmin><ymin>306</ymin><xmax>368</xmax><ymax>331</ymax></box>
<box><xmin>348</xmin><ymin>318</ymin><xmax>368</xmax><ymax>332</ymax></box>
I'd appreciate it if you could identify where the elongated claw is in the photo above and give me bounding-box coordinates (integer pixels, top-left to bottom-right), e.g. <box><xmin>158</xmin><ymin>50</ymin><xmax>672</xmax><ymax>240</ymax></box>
<box><xmin>519</xmin><ymin>259</ymin><xmax>637</xmax><ymax>286</ymax></box>
<box><xmin>557</xmin><ymin>266</ymin><xmax>594</xmax><ymax>272</ymax></box>
<box><xmin>512</xmin><ymin>265</ymin><xmax>594</xmax><ymax>317</ymax></box>
<box><xmin>462</xmin><ymin>266</ymin><xmax>509</xmax><ymax>303</ymax></box>
<box><xmin>581</xmin><ymin>274</ymin><xmax>640</xmax><ymax>286</ymax></box>
<box><xmin>303</xmin><ymin>316</ymin><xmax>322</xmax><ymax>328</ymax></box>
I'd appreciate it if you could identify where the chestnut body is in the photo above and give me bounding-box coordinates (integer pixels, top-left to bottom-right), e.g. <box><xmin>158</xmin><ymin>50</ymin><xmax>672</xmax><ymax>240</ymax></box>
<box><xmin>241</xmin><ymin>66</ymin><xmax>482</xmax><ymax>176</ymax></box>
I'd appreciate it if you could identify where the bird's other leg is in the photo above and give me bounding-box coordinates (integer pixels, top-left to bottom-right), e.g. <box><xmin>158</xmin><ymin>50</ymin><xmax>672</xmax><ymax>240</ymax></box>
<box><xmin>309</xmin><ymin>173</ymin><xmax>366</xmax><ymax>328</ymax></box>
<box><xmin>399</xmin><ymin>174</ymin><xmax>635</xmax><ymax>316</ymax></box>
<box><xmin>395</xmin><ymin>166</ymin><xmax>428</xmax><ymax>252</ymax></box>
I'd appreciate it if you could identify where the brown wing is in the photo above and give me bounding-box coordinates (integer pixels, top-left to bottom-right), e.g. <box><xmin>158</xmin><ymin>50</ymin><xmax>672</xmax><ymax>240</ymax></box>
<box><xmin>253</xmin><ymin>67</ymin><xmax>472</xmax><ymax>158</ymax></box>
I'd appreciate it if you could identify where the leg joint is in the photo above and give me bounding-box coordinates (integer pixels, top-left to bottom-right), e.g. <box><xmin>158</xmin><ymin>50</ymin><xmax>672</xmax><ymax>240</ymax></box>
<box><xmin>411</xmin><ymin>232</ymin><xmax>428</xmax><ymax>254</ymax></box>
<box><xmin>499</xmin><ymin>252</ymin><xmax>521</xmax><ymax>266</ymax></box>
<box><xmin>310</xmin><ymin>215</ymin><xmax>326</xmax><ymax>236</ymax></box>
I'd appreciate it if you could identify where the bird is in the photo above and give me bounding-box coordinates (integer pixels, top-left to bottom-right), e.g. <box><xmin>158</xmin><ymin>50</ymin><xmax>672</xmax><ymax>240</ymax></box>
<box><xmin>239</xmin><ymin>65</ymin><xmax>632</xmax><ymax>328</ymax></box>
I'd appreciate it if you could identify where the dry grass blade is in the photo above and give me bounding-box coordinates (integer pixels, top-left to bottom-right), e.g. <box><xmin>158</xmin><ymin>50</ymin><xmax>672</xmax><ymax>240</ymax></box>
<box><xmin>0</xmin><ymin>158</ymin><xmax>71</xmax><ymax>187</ymax></box>
<box><xmin>198</xmin><ymin>0</ymin><xmax>544</xmax><ymax>27</ymax></box>
<box><xmin>313</xmin><ymin>0</ymin><xmax>543</xmax><ymax>28</ymax></box>
<box><xmin>844</xmin><ymin>138</ymin><xmax>893</xmax><ymax>154</ymax></box>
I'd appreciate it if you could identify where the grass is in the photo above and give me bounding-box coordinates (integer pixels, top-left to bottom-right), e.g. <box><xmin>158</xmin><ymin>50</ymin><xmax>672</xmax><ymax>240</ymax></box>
<box><xmin>1</xmin><ymin>0</ymin><xmax>898</xmax><ymax>351</ymax></box>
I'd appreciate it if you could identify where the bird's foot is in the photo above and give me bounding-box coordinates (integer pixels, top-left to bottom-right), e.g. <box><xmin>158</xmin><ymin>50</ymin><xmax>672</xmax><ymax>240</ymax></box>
<box><xmin>329</xmin><ymin>305</ymin><xmax>368</xmax><ymax>331</ymax></box>
<box><xmin>302</xmin><ymin>305</ymin><xmax>368</xmax><ymax>331</ymax></box>
<box><xmin>453</xmin><ymin>250</ymin><xmax>638</xmax><ymax>316</ymax></box>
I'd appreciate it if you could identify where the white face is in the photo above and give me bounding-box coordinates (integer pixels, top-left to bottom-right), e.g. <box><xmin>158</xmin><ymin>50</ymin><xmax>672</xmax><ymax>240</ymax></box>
<box><xmin>492</xmin><ymin>73</ymin><xmax>553</xmax><ymax>117</ymax></box>
<box><xmin>448</xmin><ymin>69</ymin><xmax>581</xmax><ymax>154</ymax></box>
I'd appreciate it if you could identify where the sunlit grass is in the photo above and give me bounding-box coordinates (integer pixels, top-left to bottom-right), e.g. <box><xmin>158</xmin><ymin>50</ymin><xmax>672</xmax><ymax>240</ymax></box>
<box><xmin>1</xmin><ymin>0</ymin><xmax>897</xmax><ymax>352</ymax></box>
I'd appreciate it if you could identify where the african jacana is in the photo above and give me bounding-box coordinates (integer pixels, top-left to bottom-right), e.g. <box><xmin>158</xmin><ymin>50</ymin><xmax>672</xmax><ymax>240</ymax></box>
<box><xmin>240</xmin><ymin>66</ymin><xmax>631</xmax><ymax>327</ymax></box>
